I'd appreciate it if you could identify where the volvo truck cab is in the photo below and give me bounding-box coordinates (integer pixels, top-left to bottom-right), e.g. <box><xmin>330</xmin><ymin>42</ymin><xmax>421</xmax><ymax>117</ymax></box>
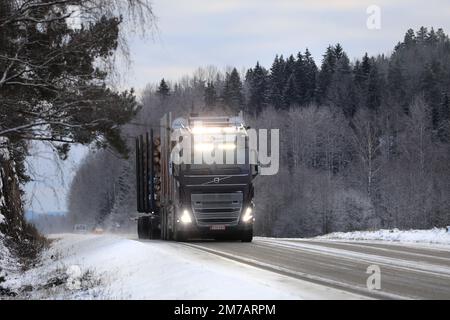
<box><xmin>135</xmin><ymin>112</ymin><xmax>258</xmax><ymax>242</ymax></box>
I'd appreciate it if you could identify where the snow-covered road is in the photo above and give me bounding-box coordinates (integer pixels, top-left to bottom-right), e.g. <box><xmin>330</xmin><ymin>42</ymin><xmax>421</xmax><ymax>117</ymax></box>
<box><xmin>190</xmin><ymin>237</ymin><xmax>450</xmax><ymax>299</ymax></box>
<box><xmin>2</xmin><ymin>234</ymin><xmax>362</xmax><ymax>299</ymax></box>
<box><xmin>3</xmin><ymin>232</ymin><xmax>450</xmax><ymax>300</ymax></box>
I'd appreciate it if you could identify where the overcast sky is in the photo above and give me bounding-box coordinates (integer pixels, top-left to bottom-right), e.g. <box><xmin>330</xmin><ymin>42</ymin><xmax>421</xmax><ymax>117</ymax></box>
<box><xmin>123</xmin><ymin>0</ymin><xmax>450</xmax><ymax>92</ymax></box>
<box><xmin>26</xmin><ymin>0</ymin><xmax>450</xmax><ymax>214</ymax></box>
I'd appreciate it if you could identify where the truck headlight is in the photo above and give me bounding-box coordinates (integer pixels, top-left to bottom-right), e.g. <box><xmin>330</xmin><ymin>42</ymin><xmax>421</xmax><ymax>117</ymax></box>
<box><xmin>242</xmin><ymin>207</ymin><xmax>254</xmax><ymax>223</ymax></box>
<box><xmin>180</xmin><ymin>209</ymin><xmax>192</xmax><ymax>224</ymax></box>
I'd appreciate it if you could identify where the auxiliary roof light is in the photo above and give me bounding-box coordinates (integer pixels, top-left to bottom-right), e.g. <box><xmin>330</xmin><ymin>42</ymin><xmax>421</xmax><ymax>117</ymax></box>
<box><xmin>194</xmin><ymin>143</ymin><xmax>237</xmax><ymax>151</ymax></box>
<box><xmin>191</xmin><ymin>126</ymin><xmax>240</xmax><ymax>135</ymax></box>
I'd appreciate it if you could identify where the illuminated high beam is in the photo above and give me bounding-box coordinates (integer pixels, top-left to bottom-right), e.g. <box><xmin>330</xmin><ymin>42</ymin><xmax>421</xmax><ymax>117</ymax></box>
<box><xmin>194</xmin><ymin>143</ymin><xmax>237</xmax><ymax>151</ymax></box>
<box><xmin>194</xmin><ymin>143</ymin><xmax>214</xmax><ymax>152</ymax></box>
<box><xmin>191</xmin><ymin>126</ymin><xmax>239</xmax><ymax>135</ymax></box>
<box><xmin>217</xmin><ymin>143</ymin><xmax>237</xmax><ymax>150</ymax></box>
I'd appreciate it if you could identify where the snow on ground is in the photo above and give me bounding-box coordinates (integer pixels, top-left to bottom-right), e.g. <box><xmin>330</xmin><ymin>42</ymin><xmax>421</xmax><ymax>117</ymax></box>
<box><xmin>0</xmin><ymin>233</ymin><xmax>22</xmax><ymax>297</ymax></box>
<box><xmin>1</xmin><ymin>233</ymin><xmax>362</xmax><ymax>300</ymax></box>
<box><xmin>316</xmin><ymin>228</ymin><xmax>450</xmax><ymax>246</ymax></box>
<box><xmin>0</xmin><ymin>234</ymin><xmax>18</xmax><ymax>274</ymax></box>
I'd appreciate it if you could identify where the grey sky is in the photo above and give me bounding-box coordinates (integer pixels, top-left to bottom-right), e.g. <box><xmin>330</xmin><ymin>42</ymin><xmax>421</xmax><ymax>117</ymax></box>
<box><xmin>26</xmin><ymin>0</ymin><xmax>450</xmax><ymax>213</ymax></box>
<box><xmin>25</xmin><ymin>144</ymin><xmax>88</xmax><ymax>214</ymax></box>
<box><xmin>123</xmin><ymin>0</ymin><xmax>450</xmax><ymax>91</ymax></box>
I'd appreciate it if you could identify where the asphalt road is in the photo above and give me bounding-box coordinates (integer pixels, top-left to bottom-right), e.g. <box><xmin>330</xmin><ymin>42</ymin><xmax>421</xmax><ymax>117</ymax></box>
<box><xmin>182</xmin><ymin>238</ymin><xmax>450</xmax><ymax>299</ymax></box>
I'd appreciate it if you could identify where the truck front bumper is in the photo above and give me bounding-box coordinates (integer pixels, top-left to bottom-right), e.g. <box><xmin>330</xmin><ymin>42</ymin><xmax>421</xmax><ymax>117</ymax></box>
<box><xmin>176</xmin><ymin>221</ymin><xmax>253</xmax><ymax>239</ymax></box>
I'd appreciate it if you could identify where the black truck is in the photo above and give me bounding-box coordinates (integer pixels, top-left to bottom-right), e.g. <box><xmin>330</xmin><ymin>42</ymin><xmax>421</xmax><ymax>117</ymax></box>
<box><xmin>135</xmin><ymin>112</ymin><xmax>258</xmax><ymax>242</ymax></box>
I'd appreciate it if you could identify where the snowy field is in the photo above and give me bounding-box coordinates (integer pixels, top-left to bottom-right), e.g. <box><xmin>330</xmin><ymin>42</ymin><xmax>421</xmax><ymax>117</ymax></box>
<box><xmin>316</xmin><ymin>228</ymin><xmax>450</xmax><ymax>246</ymax></box>
<box><xmin>1</xmin><ymin>233</ymin><xmax>361</xmax><ymax>300</ymax></box>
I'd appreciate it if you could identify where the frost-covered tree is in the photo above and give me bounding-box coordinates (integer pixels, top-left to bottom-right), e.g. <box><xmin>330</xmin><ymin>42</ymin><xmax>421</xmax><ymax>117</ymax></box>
<box><xmin>0</xmin><ymin>0</ymin><xmax>154</xmax><ymax>253</ymax></box>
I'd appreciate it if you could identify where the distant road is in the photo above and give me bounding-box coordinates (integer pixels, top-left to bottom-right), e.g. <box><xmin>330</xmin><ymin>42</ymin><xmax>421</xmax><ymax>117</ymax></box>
<box><xmin>181</xmin><ymin>238</ymin><xmax>450</xmax><ymax>300</ymax></box>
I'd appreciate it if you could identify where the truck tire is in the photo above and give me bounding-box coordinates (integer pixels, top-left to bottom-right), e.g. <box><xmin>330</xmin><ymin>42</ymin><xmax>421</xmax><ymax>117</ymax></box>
<box><xmin>174</xmin><ymin>224</ymin><xmax>187</xmax><ymax>242</ymax></box>
<box><xmin>241</xmin><ymin>229</ymin><xmax>253</xmax><ymax>243</ymax></box>
<box><xmin>149</xmin><ymin>218</ymin><xmax>161</xmax><ymax>239</ymax></box>
<box><xmin>137</xmin><ymin>217</ymin><xmax>150</xmax><ymax>239</ymax></box>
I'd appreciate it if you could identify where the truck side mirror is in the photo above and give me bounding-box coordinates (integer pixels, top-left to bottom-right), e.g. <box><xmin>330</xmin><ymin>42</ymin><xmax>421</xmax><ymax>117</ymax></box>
<box><xmin>252</xmin><ymin>164</ymin><xmax>259</xmax><ymax>178</ymax></box>
<box><xmin>250</xmin><ymin>149</ymin><xmax>258</xmax><ymax>178</ymax></box>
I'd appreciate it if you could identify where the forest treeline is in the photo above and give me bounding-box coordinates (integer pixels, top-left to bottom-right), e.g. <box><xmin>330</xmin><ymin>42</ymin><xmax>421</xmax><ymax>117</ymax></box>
<box><xmin>68</xmin><ymin>27</ymin><xmax>450</xmax><ymax>237</ymax></box>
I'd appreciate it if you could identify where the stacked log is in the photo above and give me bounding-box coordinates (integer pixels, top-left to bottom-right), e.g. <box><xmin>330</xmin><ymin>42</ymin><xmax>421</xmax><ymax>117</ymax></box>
<box><xmin>153</xmin><ymin>137</ymin><xmax>162</xmax><ymax>209</ymax></box>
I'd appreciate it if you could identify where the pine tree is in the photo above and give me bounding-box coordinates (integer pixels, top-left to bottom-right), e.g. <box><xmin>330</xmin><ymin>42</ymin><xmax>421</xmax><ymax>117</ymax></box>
<box><xmin>281</xmin><ymin>55</ymin><xmax>296</xmax><ymax>108</ymax></box>
<box><xmin>269</xmin><ymin>55</ymin><xmax>287</xmax><ymax>109</ymax></box>
<box><xmin>204</xmin><ymin>81</ymin><xmax>217</xmax><ymax>107</ymax></box>
<box><xmin>246</xmin><ymin>62</ymin><xmax>269</xmax><ymax>115</ymax></box>
<box><xmin>416</xmin><ymin>26</ymin><xmax>428</xmax><ymax>43</ymax></box>
<box><xmin>284</xmin><ymin>55</ymin><xmax>296</xmax><ymax>82</ymax></box>
<box><xmin>327</xmin><ymin>53</ymin><xmax>356</xmax><ymax>117</ymax></box>
<box><xmin>302</xmin><ymin>49</ymin><xmax>318</xmax><ymax>105</ymax></box>
<box><xmin>403</xmin><ymin>28</ymin><xmax>416</xmax><ymax>46</ymax></box>
<box><xmin>334</xmin><ymin>43</ymin><xmax>344</xmax><ymax>60</ymax></box>
<box><xmin>157</xmin><ymin>79</ymin><xmax>170</xmax><ymax>98</ymax></box>
<box><xmin>438</xmin><ymin>93</ymin><xmax>450</xmax><ymax>142</ymax></box>
<box><xmin>317</xmin><ymin>46</ymin><xmax>337</xmax><ymax>104</ymax></box>
<box><xmin>293</xmin><ymin>51</ymin><xmax>306</xmax><ymax>105</ymax></box>
<box><xmin>223</xmin><ymin>68</ymin><xmax>244</xmax><ymax>111</ymax></box>
<box><xmin>442</xmin><ymin>93</ymin><xmax>450</xmax><ymax>121</ymax></box>
<box><xmin>427</xmin><ymin>27</ymin><xmax>438</xmax><ymax>45</ymax></box>
<box><xmin>366</xmin><ymin>64</ymin><xmax>382</xmax><ymax>112</ymax></box>
<box><xmin>436</xmin><ymin>28</ymin><xmax>448</xmax><ymax>42</ymax></box>
<box><xmin>353</xmin><ymin>53</ymin><xmax>373</xmax><ymax>111</ymax></box>
<box><xmin>283</xmin><ymin>74</ymin><xmax>297</xmax><ymax>108</ymax></box>
<box><xmin>355</xmin><ymin>53</ymin><xmax>371</xmax><ymax>86</ymax></box>
<box><xmin>421</xmin><ymin>61</ymin><xmax>442</xmax><ymax>130</ymax></box>
<box><xmin>387</xmin><ymin>58</ymin><xmax>408</xmax><ymax>113</ymax></box>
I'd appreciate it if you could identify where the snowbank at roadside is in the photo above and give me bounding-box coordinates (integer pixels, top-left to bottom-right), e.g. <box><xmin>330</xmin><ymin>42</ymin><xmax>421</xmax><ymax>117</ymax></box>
<box><xmin>317</xmin><ymin>228</ymin><xmax>450</xmax><ymax>245</ymax></box>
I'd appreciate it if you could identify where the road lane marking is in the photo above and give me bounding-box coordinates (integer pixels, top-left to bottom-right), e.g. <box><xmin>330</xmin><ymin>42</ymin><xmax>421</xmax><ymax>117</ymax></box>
<box><xmin>183</xmin><ymin>242</ymin><xmax>410</xmax><ymax>300</ymax></box>
<box><xmin>254</xmin><ymin>239</ymin><xmax>450</xmax><ymax>278</ymax></box>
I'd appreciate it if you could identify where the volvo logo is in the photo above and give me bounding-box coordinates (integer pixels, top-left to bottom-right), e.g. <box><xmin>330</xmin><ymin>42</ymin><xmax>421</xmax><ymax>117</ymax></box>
<box><xmin>201</xmin><ymin>176</ymin><xmax>233</xmax><ymax>186</ymax></box>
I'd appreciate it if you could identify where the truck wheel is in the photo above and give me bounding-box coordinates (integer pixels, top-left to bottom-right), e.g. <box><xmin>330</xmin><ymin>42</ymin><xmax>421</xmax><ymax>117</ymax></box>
<box><xmin>174</xmin><ymin>224</ymin><xmax>187</xmax><ymax>242</ymax></box>
<box><xmin>137</xmin><ymin>217</ymin><xmax>150</xmax><ymax>239</ymax></box>
<box><xmin>149</xmin><ymin>218</ymin><xmax>161</xmax><ymax>239</ymax></box>
<box><xmin>161</xmin><ymin>210</ymin><xmax>166</xmax><ymax>240</ymax></box>
<box><xmin>241</xmin><ymin>229</ymin><xmax>253</xmax><ymax>243</ymax></box>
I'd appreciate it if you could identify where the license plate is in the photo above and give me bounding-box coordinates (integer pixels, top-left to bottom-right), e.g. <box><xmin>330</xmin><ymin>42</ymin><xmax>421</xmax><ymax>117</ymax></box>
<box><xmin>210</xmin><ymin>225</ymin><xmax>226</xmax><ymax>231</ymax></box>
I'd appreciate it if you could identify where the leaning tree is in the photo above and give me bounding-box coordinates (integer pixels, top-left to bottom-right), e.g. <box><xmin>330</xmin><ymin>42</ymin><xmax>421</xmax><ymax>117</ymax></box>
<box><xmin>0</xmin><ymin>0</ymin><xmax>154</xmax><ymax>251</ymax></box>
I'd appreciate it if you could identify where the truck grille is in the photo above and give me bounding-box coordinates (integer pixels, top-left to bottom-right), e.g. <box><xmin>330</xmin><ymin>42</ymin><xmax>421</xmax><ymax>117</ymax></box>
<box><xmin>191</xmin><ymin>193</ymin><xmax>243</xmax><ymax>226</ymax></box>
